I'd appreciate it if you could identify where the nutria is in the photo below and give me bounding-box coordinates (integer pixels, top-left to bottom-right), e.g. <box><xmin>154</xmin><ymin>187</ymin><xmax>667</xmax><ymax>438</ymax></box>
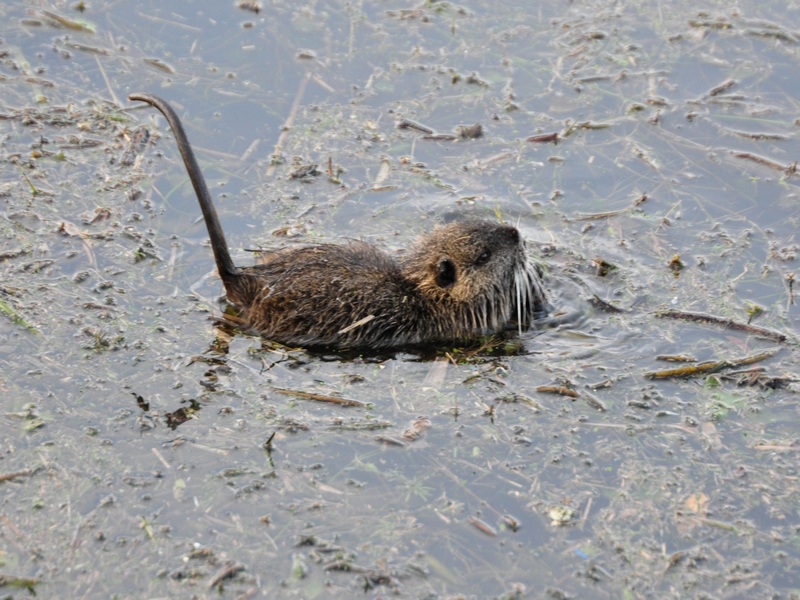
<box><xmin>128</xmin><ymin>92</ymin><xmax>546</xmax><ymax>350</ymax></box>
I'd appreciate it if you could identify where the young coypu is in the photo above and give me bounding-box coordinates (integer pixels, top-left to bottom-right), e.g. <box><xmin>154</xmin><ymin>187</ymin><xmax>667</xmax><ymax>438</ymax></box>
<box><xmin>128</xmin><ymin>92</ymin><xmax>546</xmax><ymax>350</ymax></box>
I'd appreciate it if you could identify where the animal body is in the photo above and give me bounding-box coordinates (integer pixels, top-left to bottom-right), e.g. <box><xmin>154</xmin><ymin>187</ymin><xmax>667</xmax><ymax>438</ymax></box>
<box><xmin>128</xmin><ymin>93</ymin><xmax>546</xmax><ymax>349</ymax></box>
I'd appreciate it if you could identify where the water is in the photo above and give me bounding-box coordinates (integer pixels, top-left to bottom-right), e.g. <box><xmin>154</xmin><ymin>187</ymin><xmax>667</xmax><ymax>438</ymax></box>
<box><xmin>0</xmin><ymin>0</ymin><xmax>798</xmax><ymax>597</ymax></box>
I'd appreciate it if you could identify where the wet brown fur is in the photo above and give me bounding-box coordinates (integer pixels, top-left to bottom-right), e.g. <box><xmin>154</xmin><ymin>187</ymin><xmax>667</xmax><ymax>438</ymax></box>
<box><xmin>128</xmin><ymin>93</ymin><xmax>546</xmax><ymax>350</ymax></box>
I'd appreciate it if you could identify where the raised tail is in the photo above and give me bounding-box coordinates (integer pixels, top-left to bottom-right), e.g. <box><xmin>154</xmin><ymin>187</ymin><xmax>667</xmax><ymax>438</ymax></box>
<box><xmin>128</xmin><ymin>92</ymin><xmax>240</xmax><ymax>289</ymax></box>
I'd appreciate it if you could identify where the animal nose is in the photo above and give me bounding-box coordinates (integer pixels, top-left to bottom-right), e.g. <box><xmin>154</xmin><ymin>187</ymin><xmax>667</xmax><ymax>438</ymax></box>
<box><xmin>499</xmin><ymin>225</ymin><xmax>520</xmax><ymax>245</ymax></box>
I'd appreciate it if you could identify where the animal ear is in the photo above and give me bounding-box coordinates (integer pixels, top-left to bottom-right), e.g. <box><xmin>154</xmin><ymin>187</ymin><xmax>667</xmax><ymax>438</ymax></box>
<box><xmin>435</xmin><ymin>259</ymin><xmax>457</xmax><ymax>288</ymax></box>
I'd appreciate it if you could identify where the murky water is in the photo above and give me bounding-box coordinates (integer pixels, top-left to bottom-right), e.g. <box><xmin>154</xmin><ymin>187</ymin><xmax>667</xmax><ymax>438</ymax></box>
<box><xmin>1</xmin><ymin>0</ymin><xmax>798</xmax><ymax>598</ymax></box>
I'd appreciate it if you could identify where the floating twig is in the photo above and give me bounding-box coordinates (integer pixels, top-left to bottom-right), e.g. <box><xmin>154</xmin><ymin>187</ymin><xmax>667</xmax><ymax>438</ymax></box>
<box><xmin>526</xmin><ymin>132</ymin><xmax>559</xmax><ymax>143</ymax></box>
<box><xmin>143</xmin><ymin>58</ymin><xmax>175</xmax><ymax>74</ymax></box>
<box><xmin>271</xmin><ymin>386</ymin><xmax>365</xmax><ymax>407</ymax></box>
<box><xmin>562</xmin><ymin>120</ymin><xmax>611</xmax><ymax>137</ymax></box>
<box><xmin>655</xmin><ymin>309</ymin><xmax>790</xmax><ymax>343</ymax></box>
<box><xmin>656</xmin><ymin>354</ymin><xmax>697</xmax><ymax>362</ymax></box>
<box><xmin>745</xmin><ymin>27</ymin><xmax>798</xmax><ymax>43</ymax></box>
<box><xmin>467</xmin><ymin>516</ymin><xmax>497</xmax><ymax>537</ymax></box>
<box><xmin>0</xmin><ymin>468</ymin><xmax>35</xmax><ymax>483</ymax></box>
<box><xmin>0</xmin><ymin>575</ymin><xmax>40</xmax><ymax>594</ymax></box>
<box><xmin>729</xmin><ymin>130</ymin><xmax>787</xmax><ymax>141</ymax></box>
<box><xmin>707</xmin><ymin>78</ymin><xmax>736</xmax><ymax>97</ymax></box>
<box><xmin>580</xmin><ymin>390</ymin><xmax>607</xmax><ymax>412</ymax></box>
<box><xmin>375</xmin><ymin>436</ymin><xmax>406</xmax><ymax>447</ymax></box>
<box><xmin>587</xmin><ymin>378</ymin><xmax>613</xmax><ymax>390</ymax></box>
<box><xmin>422</xmin><ymin>133</ymin><xmax>457</xmax><ymax>141</ymax></box>
<box><xmin>40</xmin><ymin>9</ymin><xmax>95</xmax><ymax>32</ymax></box>
<box><xmin>571</xmin><ymin>194</ymin><xmax>647</xmax><ymax>221</ymax></box>
<box><xmin>328</xmin><ymin>420</ymin><xmax>392</xmax><ymax>431</ymax></box>
<box><xmin>644</xmin><ymin>348</ymin><xmax>781</xmax><ymax>379</ymax></box>
<box><xmin>397</xmin><ymin>118</ymin><xmax>434</xmax><ymax>134</ymax></box>
<box><xmin>536</xmin><ymin>385</ymin><xmax>578</xmax><ymax>398</ymax></box>
<box><xmin>208</xmin><ymin>563</ymin><xmax>246</xmax><ymax>591</ymax></box>
<box><xmin>399</xmin><ymin>120</ymin><xmax>482</xmax><ymax>141</ymax></box>
<box><xmin>753</xmin><ymin>441</ymin><xmax>798</xmax><ymax>452</ymax></box>
<box><xmin>688</xmin><ymin>18</ymin><xmax>733</xmax><ymax>30</ymax></box>
<box><xmin>730</xmin><ymin>150</ymin><xmax>795</xmax><ymax>175</ymax></box>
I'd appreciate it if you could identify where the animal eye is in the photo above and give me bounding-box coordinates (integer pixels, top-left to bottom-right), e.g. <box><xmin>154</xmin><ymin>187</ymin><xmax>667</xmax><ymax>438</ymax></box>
<box><xmin>436</xmin><ymin>259</ymin><xmax>457</xmax><ymax>288</ymax></box>
<box><xmin>475</xmin><ymin>250</ymin><xmax>491</xmax><ymax>266</ymax></box>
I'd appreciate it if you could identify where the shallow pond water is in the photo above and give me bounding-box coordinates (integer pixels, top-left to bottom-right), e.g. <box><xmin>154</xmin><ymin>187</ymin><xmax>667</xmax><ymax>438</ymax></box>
<box><xmin>1</xmin><ymin>0</ymin><xmax>799</xmax><ymax>598</ymax></box>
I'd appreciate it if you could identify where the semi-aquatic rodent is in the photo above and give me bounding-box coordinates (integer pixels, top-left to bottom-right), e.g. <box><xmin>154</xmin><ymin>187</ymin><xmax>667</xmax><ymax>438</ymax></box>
<box><xmin>128</xmin><ymin>92</ymin><xmax>546</xmax><ymax>350</ymax></box>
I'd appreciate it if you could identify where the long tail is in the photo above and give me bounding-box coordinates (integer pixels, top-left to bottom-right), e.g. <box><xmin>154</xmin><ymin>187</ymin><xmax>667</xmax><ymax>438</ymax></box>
<box><xmin>128</xmin><ymin>92</ymin><xmax>240</xmax><ymax>288</ymax></box>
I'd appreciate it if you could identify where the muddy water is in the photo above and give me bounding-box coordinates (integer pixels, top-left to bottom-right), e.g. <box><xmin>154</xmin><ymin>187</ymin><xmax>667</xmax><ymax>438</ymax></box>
<box><xmin>0</xmin><ymin>0</ymin><xmax>798</xmax><ymax>597</ymax></box>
